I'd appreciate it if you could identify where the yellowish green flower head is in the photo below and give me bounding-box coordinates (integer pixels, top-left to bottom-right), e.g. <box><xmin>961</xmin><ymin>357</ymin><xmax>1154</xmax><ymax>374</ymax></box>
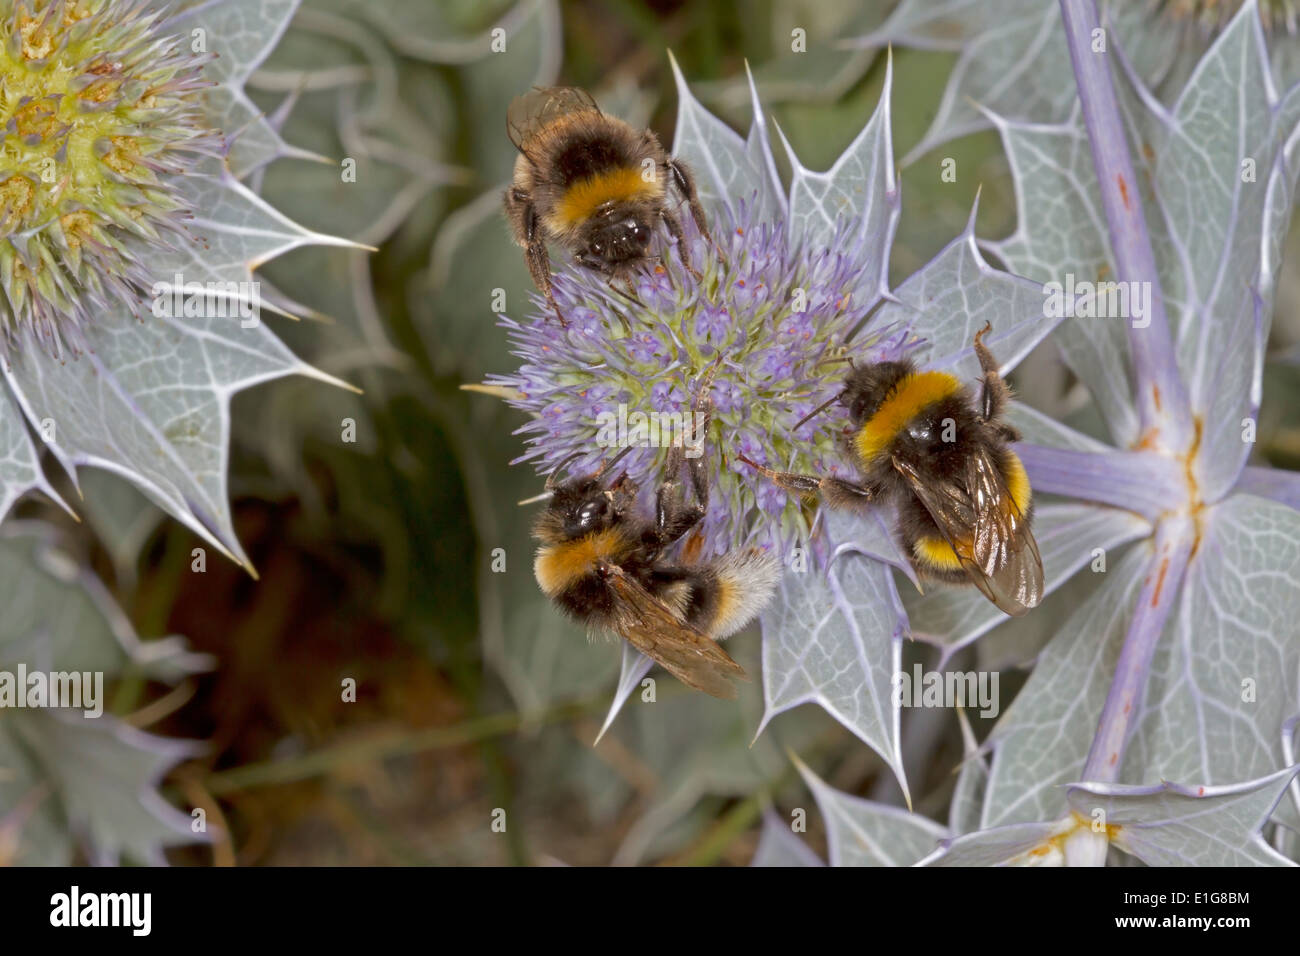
<box><xmin>0</xmin><ymin>0</ymin><xmax>217</xmax><ymax>355</ymax></box>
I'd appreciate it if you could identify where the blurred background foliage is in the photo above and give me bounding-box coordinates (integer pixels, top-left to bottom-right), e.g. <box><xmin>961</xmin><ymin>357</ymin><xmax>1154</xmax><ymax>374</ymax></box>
<box><xmin>11</xmin><ymin>0</ymin><xmax>1299</xmax><ymax>865</ymax></box>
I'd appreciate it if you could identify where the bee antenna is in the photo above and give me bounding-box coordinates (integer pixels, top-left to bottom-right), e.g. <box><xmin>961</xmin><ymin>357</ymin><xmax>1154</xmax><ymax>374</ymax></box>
<box><xmin>545</xmin><ymin>452</ymin><xmax>585</xmax><ymax>490</ymax></box>
<box><xmin>697</xmin><ymin>352</ymin><xmax>726</xmax><ymax>398</ymax></box>
<box><xmin>594</xmin><ymin>445</ymin><xmax>635</xmax><ymax>482</ymax></box>
<box><xmin>793</xmin><ymin>394</ymin><xmax>841</xmax><ymax>432</ymax></box>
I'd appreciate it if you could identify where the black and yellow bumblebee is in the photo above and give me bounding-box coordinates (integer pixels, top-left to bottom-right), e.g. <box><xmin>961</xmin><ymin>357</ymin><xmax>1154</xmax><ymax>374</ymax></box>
<box><xmin>532</xmin><ymin>368</ymin><xmax>778</xmax><ymax>697</ymax></box>
<box><xmin>742</xmin><ymin>323</ymin><xmax>1043</xmax><ymax>617</ymax></box>
<box><xmin>504</xmin><ymin>86</ymin><xmax>712</xmax><ymax>323</ymax></box>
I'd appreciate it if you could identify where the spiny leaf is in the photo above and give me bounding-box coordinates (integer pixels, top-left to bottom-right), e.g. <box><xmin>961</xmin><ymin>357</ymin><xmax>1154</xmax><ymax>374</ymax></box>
<box><xmin>751</xmin><ymin>809</ymin><xmax>824</xmax><ymax>866</ymax></box>
<box><xmin>980</xmin><ymin>548</ymin><xmax>1149</xmax><ymax>828</ymax></box>
<box><xmin>777</xmin><ymin>52</ymin><xmax>898</xmax><ymax>311</ymax></box>
<box><xmin>760</xmin><ymin>551</ymin><xmax>910</xmax><ymax>803</ymax></box>
<box><xmin>905</xmin><ymin>504</ymin><xmax>1150</xmax><ymax>658</ymax></box>
<box><xmin>0</xmin><ymin>387</ymin><xmax>67</xmax><ymax>525</ymax></box>
<box><xmin>1128</xmin><ymin>495</ymin><xmax>1300</xmax><ymax>787</ymax></box>
<box><xmin>1067</xmin><ymin>766</ymin><xmax>1300</xmax><ymax>866</ymax></box>
<box><xmin>872</xmin><ymin>196</ymin><xmax>1065</xmax><ymax>381</ymax></box>
<box><xmin>853</xmin><ymin>0</ymin><xmax>1184</xmax><ymax>165</ymax></box>
<box><xmin>0</xmin><ymin>530</ymin><xmax>208</xmax><ymax>865</ymax></box>
<box><xmin>796</xmin><ymin>756</ymin><xmax>946</xmax><ymax>866</ymax></box>
<box><xmin>156</xmin><ymin>0</ymin><xmax>327</xmax><ymax>177</ymax></box>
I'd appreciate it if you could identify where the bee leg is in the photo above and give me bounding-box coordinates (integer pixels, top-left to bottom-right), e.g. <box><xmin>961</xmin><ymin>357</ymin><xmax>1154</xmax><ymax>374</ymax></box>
<box><xmin>973</xmin><ymin>321</ymin><xmax>1013</xmax><ymax>423</ymax></box>
<box><xmin>666</xmin><ymin>159</ymin><xmax>717</xmax><ymax>252</ymax></box>
<box><xmin>511</xmin><ymin>188</ymin><xmax>566</xmax><ymax>326</ymax></box>
<box><xmin>737</xmin><ymin>455</ymin><xmax>874</xmax><ymax>509</ymax></box>
<box><xmin>651</xmin><ymin>358</ymin><xmax>724</xmax><ymax>548</ymax></box>
<box><xmin>651</xmin><ymin>451</ymin><xmax>705</xmax><ymax>549</ymax></box>
<box><xmin>660</xmin><ymin>207</ymin><xmax>703</xmax><ymax>282</ymax></box>
<box><xmin>607</xmin><ymin>274</ymin><xmax>643</xmax><ymax>307</ymax></box>
<box><xmin>682</xmin><ymin>353</ymin><xmax>728</xmax><ymax>507</ymax></box>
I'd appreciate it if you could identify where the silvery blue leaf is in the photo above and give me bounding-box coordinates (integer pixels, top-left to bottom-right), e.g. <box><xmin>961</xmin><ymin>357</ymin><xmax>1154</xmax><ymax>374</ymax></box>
<box><xmin>851</xmin><ymin>0</ymin><xmax>1183</xmax><ymax>165</ymax></box>
<box><xmin>796</xmin><ymin>756</ymin><xmax>945</xmax><ymax>866</ymax></box>
<box><xmin>905</xmin><ymin>505</ymin><xmax>1150</xmax><ymax>660</ymax></box>
<box><xmin>980</xmin><ymin>548</ymin><xmax>1149</xmax><ymax>828</ymax></box>
<box><xmin>778</xmin><ymin>52</ymin><xmax>898</xmax><ymax>312</ymax></box>
<box><xmin>873</xmin><ymin>196</ymin><xmax>1064</xmax><ymax>382</ymax></box>
<box><xmin>1067</xmin><ymin>766</ymin><xmax>1300</xmax><ymax>866</ymax></box>
<box><xmin>751</xmin><ymin>809</ymin><xmax>824</xmax><ymax>867</ymax></box>
<box><xmin>1126</xmin><ymin>494</ymin><xmax>1300</xmax><ymax>786</ymax></box>
<box><xmin>156</xmin><ymin>0</ymin><xmax>327</xmax><ymax>178</ymax></box>
<box><xmin>760</xmin><ymin>551</ymin><xmax>910</xmax><ymax>803</ymax></box>
<box><xmin>0</xmin><ymin>531</ymin><xmax>208</xmax><ymax>865</ymax></box>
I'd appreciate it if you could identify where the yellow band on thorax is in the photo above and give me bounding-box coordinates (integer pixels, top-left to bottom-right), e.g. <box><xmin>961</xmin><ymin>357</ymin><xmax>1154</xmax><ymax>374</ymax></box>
<box><xmin>534</xmin><ymin>527</ymin><xmax>630</xmax><ymax>595</ymax></box>
<box><xmin>553</xmin><ymin>166</ymin><xmax>660</xmax><ymax>229</ymax></box>
<box><xmin>854</xmin><ymin>370</ymin><xmax>961</xmax><ymax>466</ymax></box>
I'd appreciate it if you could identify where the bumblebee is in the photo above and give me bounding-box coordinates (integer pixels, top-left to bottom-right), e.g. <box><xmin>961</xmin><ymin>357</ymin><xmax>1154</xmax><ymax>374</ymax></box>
<box><xmin>504</xmin><ymin>86</ymin><xmax>712</xmax><ymax>323</ymax></box>
<box><xmin>742</xmin><ymin>323</ymin><xmax>1043</xmax><ymax>617</ymax></box>
<box><xmin>532</xmin><ymin>367</ymin><xmax>778</xmax><ymax>697</ymax></box>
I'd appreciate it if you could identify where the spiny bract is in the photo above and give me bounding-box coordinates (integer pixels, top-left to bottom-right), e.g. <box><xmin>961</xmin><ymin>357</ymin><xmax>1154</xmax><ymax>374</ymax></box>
<box><xmin>0</xmin><ymin>0</ymin><xmax>218</xmax><ymax>356</ymax></box>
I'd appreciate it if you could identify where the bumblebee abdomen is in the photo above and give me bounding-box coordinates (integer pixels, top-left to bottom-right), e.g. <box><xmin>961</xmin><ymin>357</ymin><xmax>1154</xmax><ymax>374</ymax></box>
<box><xmin>899</xmin><ymin>448</ymin><xmax>1034</xmax><ymax>581</ymax></box>
<box><xmin>697</xmin><ymin>549</ymin><xmax>781</xmax><ymax>639</ymax></box>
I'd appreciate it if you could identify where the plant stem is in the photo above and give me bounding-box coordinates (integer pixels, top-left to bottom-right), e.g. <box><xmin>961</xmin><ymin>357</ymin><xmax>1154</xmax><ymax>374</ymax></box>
<box><xmin>1015</xmin><ymin>443</ymin><xmax>1181</xmax><ymax>522</ymax></box>
<box><xmin>201</xmin><ymin>697</ymin><xmax>601</xmax><ymax>796</ymax></box>
<box><xmin>1058</xmin><ymin>0</ymin><xmax>1194</xmax><ymax>453</ymax></box>
<box><xmin>1081</xmin><ymin>514</ymin><xmax>1194</xmax><ymax>782</ymax></box>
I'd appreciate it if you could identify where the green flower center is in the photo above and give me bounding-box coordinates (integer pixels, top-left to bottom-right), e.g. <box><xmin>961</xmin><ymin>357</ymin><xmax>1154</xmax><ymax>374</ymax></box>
<box><xmin>0</xmin><ymin>0</ymin><xmax>213</xmax><ymax>350</ymax></box>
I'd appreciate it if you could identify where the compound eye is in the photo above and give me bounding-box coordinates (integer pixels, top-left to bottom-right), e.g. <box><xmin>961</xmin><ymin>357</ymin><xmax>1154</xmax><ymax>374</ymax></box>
<box><xmin>590</xmin><ymin>240</ymin><xmax>604</xmax><ymax>256</ymax></box>
<box><xmin>632</xmin><ymin>222</ymin><xmax>650</xmax><ymax>245</ymax></box>
<box><xmin>576</xmin><ymin>497</ymin><xmax>608</xmax><ymax>530</ymax></box>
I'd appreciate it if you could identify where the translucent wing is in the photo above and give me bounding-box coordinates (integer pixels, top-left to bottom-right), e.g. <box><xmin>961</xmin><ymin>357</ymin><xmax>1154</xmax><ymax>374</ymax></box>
<box><xmin>603</xmin><ymin>564</ymin><xmax>747</xmax><ymax>699</ymax></box>
<box><xmin>507</xmin><ymin>86</ymin><xmax>600</xmax><ymax>153</ymax></box>
<box><xmin>892</xmin><ymin>450</ymin><xmax>1043</xmax><ymax>617</ymax></box>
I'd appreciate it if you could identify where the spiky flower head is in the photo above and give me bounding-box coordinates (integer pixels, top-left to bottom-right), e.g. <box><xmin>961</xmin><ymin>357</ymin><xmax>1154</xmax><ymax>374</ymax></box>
<box><xmin>487</xmin><ymin>201</ymin><xmax>916</xmax><ymax>557</ymax></box>
<box><xmin>0</xmin><ymin>0</ymin><xmax>217</xmax><ymax>356</ymax></box>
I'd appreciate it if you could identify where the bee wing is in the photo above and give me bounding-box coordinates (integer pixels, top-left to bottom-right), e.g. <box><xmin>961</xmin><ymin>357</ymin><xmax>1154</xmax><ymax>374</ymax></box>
<box><xmin>602</xmin><ymin>564</ymin><xmax>747</xmax><ymax>699</ymax></box>
<box><xmin>507</xmin><ymin>87</ymin><xmax>600</xmax><ymax>153</ymax></box>
<box><xmin>892</xmin><ymin>451</ymin><xmax>1044</xmax><ymax>617</ymax></box>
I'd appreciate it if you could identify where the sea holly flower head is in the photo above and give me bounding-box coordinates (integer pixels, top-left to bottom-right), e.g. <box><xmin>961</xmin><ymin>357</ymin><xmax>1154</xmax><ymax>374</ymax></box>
<box><xmin>487</xmin><ymin>201</ymin><xmax>916</xmax><ymax>557</ymax></box>
<box><xmin>0</xmin><ymin>0</ymin><xmax>219</xmax><ymax>356</ymax></box>
<box><xmin>483</xmin><ymin>2</ymin><xmax>1300</xmax><ymax>867</ymax></box>
<box><xmin>486</xmin><ymin>61</ymin><xmax>1067</xmax><ymax>750</ymax></box>
<box><xmin>0</xmin><ymin>0</ymin><xmax>360</xmax><ymax>571</ymax></box>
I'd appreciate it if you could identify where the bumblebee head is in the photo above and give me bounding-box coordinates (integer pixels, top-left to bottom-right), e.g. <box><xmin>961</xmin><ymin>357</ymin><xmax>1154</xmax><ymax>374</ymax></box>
<box><xmin>841</xmin><ymin>361</ymin><xmax>913</xmax><ymax>427</ymax></box>
<box><xmin>533</xmin><ymin>478</ymin><xmax>617</xmax><ymax>543</ymax></box>
<box><xmin>532</xmin><ymin>448</ymin><xmax>634</xmax><ymax>543</ymax></box>
<box><xmin>578</xmin><ymin>205</ymin><xmax>653</xmax><ymax>270</ymax></box>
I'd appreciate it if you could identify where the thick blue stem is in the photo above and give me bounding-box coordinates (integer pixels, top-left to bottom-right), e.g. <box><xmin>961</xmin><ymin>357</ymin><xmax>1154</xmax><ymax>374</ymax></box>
<box><xmin>1081</xmin><ymin>515</ymin><xmax>1194</xmax><ymax>783</ymax></box>
<box><xmin>1058</xmin><ymin>0</ymin><xmax>1195</xmax><ymax>453</ymax></box>
<box><xmin>1234</xmin><ymin>465</ymin><xmax>1300</xmax><ymax>512</ymax></box>
<box><xmin>1015</xmin><ymin>443</ymin><xmax>1182</xmax><ymax>522</ymax></box>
